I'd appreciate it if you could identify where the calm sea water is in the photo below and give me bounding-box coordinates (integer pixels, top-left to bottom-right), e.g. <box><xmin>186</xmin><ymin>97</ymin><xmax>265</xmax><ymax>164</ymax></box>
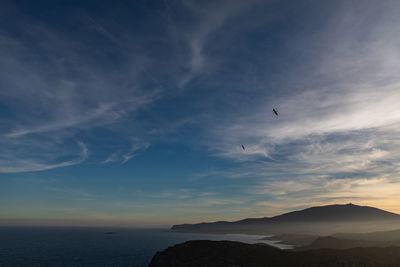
<box><xmin>0</xmin><ymin>227</ymin><xmax>291</xmax><ymax>267</ymax></box>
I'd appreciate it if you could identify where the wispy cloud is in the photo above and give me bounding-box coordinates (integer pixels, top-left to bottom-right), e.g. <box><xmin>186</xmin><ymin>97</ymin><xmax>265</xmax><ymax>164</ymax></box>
<box><xmin>176</xmin><ymin>0</ymin><xmax>257</xmax><ymax>86</ymax></box>
<box><xmin>101</xmin><ymin>138</ymin><xmax>150</xmax><ymax>164</ymax></box>
<box><xmin>101</xmin><ymin>152</ymin><xmax>120</xmax><ymax>164</ymax></box>
<box><xmin>4</xmin><ymin>97</ymin><xmax>154</xmax><ymax>138</ymax></box>
<box><xmin>84</xmin><ymin>15</ymin><xmax>121</xmax><ymax>46</ymax></box>
<box><xmin>0</xmin><ymin>7</ymin><xmax>160</xmax><ymax>173</ymax></box>
<box><xmin>0</xmin><ymin>141</ymin><xmax>88</xmax><ymax>173</ymax></box>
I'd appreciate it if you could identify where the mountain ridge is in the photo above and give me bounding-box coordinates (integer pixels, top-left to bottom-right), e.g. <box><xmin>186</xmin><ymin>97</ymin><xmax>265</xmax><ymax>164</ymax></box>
<box><xmin>171</xmin><ymin>203</ymin><xmax>400</xmax><ymax>235</ymax></box>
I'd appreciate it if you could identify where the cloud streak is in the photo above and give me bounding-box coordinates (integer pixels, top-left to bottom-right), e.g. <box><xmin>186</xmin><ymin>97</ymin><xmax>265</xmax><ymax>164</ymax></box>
<box><xmin>176</xmin><ymin>0</ymin><xmax>257</xmax><ymax>86</ymax></box>
<box><xmin>0</xmin><ymin>141</ymin><xmax>88</xmax><ymax>173</ymax></box>
<box><xmin>0</xmin><ymin>5</ymin><xmax>160</xmax><ymax>173</ymax></box>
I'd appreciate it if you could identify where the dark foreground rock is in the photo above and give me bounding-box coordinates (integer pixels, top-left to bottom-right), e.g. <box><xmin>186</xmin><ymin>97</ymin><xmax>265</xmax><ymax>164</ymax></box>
<box><xmin>299</xmin><ymin>236</ymin><xmax>400</xmax><ymax>250</ymax></box>
<box><xmin>149</xmin><ymin>240</ymin><xmax>400</xmax><ymax>267</ymax></box>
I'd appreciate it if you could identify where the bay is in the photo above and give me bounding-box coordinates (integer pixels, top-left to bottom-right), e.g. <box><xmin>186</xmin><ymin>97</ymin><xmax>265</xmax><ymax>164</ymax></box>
<box><xmin>0</xmin><ymin>227</ymin><xmax>291</xmax><ymax>267</ymax></box>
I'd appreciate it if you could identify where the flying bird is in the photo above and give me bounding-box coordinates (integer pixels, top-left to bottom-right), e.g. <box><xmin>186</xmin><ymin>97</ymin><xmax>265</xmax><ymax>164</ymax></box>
<box><xmin>241</xmin><ymin>144</ymin><xmax>246</xmax><ymax>151</ymax></box>
<box><xmin>273</xmin><ymin>108</ymin><xmax>278</xmax><ymax>116</ymax></box>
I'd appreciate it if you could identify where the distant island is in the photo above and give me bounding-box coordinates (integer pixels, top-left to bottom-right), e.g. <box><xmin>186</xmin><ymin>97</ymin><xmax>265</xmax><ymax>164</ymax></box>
<box><xmin>104</xmin><ymin>232</ymin><xmax>117</xmax><ymax>235</ymax></box>
<box><xmin>171</xmin><ymin>203</ymin><xmax>400</xmax><ymax>236</ymax></box>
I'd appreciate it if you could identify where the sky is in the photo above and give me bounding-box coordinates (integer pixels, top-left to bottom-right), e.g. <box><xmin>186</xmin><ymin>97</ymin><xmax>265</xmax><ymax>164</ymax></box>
<box><xmin>1</xmin><ymin>0</ymin><xmax>400</xmax><ymax>227</ymax></box>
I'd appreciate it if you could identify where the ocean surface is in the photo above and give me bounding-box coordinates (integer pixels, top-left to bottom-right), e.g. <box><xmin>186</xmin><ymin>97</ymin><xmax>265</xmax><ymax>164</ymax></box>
<box><xmin>0</xmin><ymin>227</ymin><xmax>291</xmax><ymax>267</ymax></box>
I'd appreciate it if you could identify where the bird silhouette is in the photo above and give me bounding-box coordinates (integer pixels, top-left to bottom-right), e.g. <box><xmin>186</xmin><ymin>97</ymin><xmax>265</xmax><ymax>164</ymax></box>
<box><xmin>241</xmin><ymin>144</ymin><xmax>246</xmax><ymax>151</ymax></box>
<box><xmin>273</xmin><ymin>108</ymin><xmax>278</xmax><ymax>116</ymax></box>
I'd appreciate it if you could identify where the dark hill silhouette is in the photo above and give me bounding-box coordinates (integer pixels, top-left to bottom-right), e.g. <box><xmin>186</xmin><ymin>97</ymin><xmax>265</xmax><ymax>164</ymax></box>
<box><xmin>262</xmin><ymin>228</ymin><xmax>400</xmax><ymax>249</ymax></box>
<box><xmin>149</xmin><ymin>240</ymin><xmax>400</xmax><ymax>267</ymax></box>
<box><xmin>299</xmin><ymin>236</ymin><xmax>400</xmax><ymax>250</ymax></box>
<box><xmin>300</xmin><ymin>236</ymin><xmax>380</xmax><ymax>250</ymax></box>
<box><xmin>333</xmin><ymin>229</ymin><xmax>400</xmax><ymax>242</ymax></box>
<box><xmin>171</xmin><ymin>204</ymin><xmax>400</xmax><ymax>235</ymax></box>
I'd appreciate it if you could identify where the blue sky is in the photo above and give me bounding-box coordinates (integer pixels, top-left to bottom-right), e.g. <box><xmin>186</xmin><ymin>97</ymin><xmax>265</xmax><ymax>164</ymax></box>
<box><xmin>1</xmin><ymin>0</ymin><xmax>400</xmax><ymax>227</ymax></box>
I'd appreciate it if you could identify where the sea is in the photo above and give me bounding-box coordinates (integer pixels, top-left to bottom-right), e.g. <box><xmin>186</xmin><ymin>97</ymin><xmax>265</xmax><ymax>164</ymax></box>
<box><xmin>0</xmin><ymin>227</ymin><xmax>292</xmax><ymax>267</ymax></box>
